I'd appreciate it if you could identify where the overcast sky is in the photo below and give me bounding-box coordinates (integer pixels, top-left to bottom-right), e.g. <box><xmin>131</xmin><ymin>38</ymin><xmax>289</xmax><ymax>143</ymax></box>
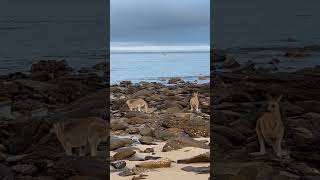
<box><xmin>111</xmin><ymin>0</ymin><xmax>210</xmax><ymax>51</ymax></box>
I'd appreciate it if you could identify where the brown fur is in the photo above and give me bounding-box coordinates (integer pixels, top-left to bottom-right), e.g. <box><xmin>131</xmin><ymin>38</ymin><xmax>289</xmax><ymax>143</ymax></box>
<box><xmin>190</xmin><ymin>92</ymin><xmax>200</xmax><ymax>112</ymax></box>
<box><xmin>51</xmin><ymin>117</ymin><xmax>109</xmax><ymax>156</ymax></box>
<box><xmin>126</xmin><ymin>98</ymin><xmax>148</xmax><ymax>113</ymax></box>
<box><xmin>250</xmin><ymin>95</ymin><xmax>284</xmax><ymax>157</ymax></box>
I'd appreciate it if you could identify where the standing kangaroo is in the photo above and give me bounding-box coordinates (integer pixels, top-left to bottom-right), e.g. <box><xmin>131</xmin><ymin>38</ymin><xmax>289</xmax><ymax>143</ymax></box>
<box><xmin>51</xmin><ymin>117</ymin><xmax>109</xmax><ymax>156</ymax></box>
<box><xmin>250</xmin><ymin>95</ymin><xmax>284</xmax><ymax>157</ymax></box>
<box><xmin>126</xmin><ymin>98</ymin><xmax>148</xmax><ymax>113</ymax></box>
<box><xmin>190</xmin><ymin>92</ymin><xmax>200</xmax><ymax>112</ymax></box>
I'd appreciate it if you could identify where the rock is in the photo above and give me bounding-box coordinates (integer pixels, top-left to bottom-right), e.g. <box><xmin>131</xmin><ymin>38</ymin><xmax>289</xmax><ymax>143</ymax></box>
<box><xmin>92</xmin><ymin>62</ymin><xmax>107</xmax><ymax>71</ymax></box>
<box><xmin>292</xmin><ymin>127</ymin><xmax>313</xmax><ymax>140</ymax></box>
<box><xmin>126</xmin><ymin>126</ymin><xmax>140</xmax><ymax>134</ymax></box>
<box><xmin>113</xmin><ymin>149</ymin><xmax>136</xmax><ymax>160</ymax></box>
<box><xmin>181</xmin><ymin>166</ymin><xmax>210</xmax><ymax>174</ymax></box>
<box><xmin>111</xmin><ymin>161</ymin><xmax>126</xmax><ymax>169</ymax></box>
<box><xmin>119</xmin><ymin>80</ymin><xmax>132</xmax><ymax>87</ymax></box>
<box><xmin>139</xmin><ymin>126</ymin><xmax>153</xmax><ymax>137</ymax></box>
<box><xmin>269</xmin><ymin>58</ymin><xmax>281</xmax><ymax>64</ymax></box>
<box><xmin>184</xmin><ymin>115</ymin><xmax>210</xmax><ymax>137</ymax></box>
<box><xmin>119</xmin><ymin>169</ymin><xmax>135</xmax><ymax>177</ymax></box>
<box><xmin>32</xmin><ymin>176</ymin><xmax>56</xmax><ymax>180</ymax></box>
<box><xmin>132</xmin><ymin>167</ymin><xmax>148</xmax><ymax>175</ymax></box>
<box><xmin>162</xmin><ymin>136</ymin><xmax>209</xmax><ymax>152</ymax></box>
<box><xmin>212</xmin><ymin>49</ymin><xmax>227</xmax><ymax>62</ymax></box>
<box><xmin>127</xmin><ymin>117</ymin><xmax>145</xmax><ymax>125</ymax></box>
<box><xmin>301</xmin><ymin>176</ymin><xmax>320</xmax><ymax>180</ymax></box>
<box><xmin>136</xmin><ymin>158</ymin><xmax>171</xmax><ymax>169</ymax></box>
<box><xmin>154</xmin><ymin>128</ymin><xmax>186</xmax><ymax>141</ymax></box>
<box><xmin>30</xmin><ymin>60</ymin><xmax>72</xmax><ymax>80</ymax></box>
<box><xmin>0</xmin><ymin>152</ymin><xmax>7</xmax><ymax>162</ymax></box>
<box><xmin>168</xmin><ymin>77</ymin><xmax>184</xmax><ymax>84</ymax></box>
<box><xmin>177</xmin><ymin>152</ymin><xmax>210</xmax><ymax>164</ymax></box>
<box><xmin>287</xmin><ymin>162</ymin><xmax>319</xmax><ymax>176</ymax></box>
<box><xmin>66</xmin><ymin>176</ymin><xmax>100</xmax><ymax>180</ymax></box>
<box><xmin>125</xmin><ymin>111</ymin><xmax>147</xmax><ymax>119</ymax></box>
<box><xmin>237</xmin><ymin>164</ymin><xmax>276</xmax><ymax>180</ymax></box>
<box><xmin>128</xmin><ymin>154</ymin><xmax>145</xmax><ymax>161</ymax></box>
<box><xmin>216</xmin><ymin>56</ymin><xmax>240</xmax><ymax>69</ymax></box>
<box><xmin>47</xmin><ymin>156</ymin><xmax>108</xmax><ymax>179</ymax></box>
<box><xmin>212</xmin><ymin>125</ymin><xmax>246</xmax><ymax>145</ymax></box>
<box><xmin>111</xmin><ymin>119</ymin><xmax>128</xmax><ymax>130</ymax></box>
<box><xmin>164</xmin><ymin>106</ymin><xmax>181</xmax><ymax>113</ymax></box>
<box><xmin>284</xmin><ymin>49</ymin><xmax>309</xmax><ymax>58</ymax></box>
<box><xmin>6</xmin><ymin>154</ymin><xmax>29</xmax><ymax>163</ymax></box>
<box><xmin>12</xmin><ymin>164</ymin><xmax>38</xmax><ymax>175</ymax></box>
<box><xmin>0</xmin><ymin>164</ymin><xmax>14</xmax><ymax>180</ymax></box>
<box><xmin>144</xmin><ymin>156</ymin><xmax>162</xmax><ymax>160</ymax></box>
<box><xmin>110</xmin><ymin>137</ymin><xmax>134</xmax><ymax>150</ymax></box>
<box><xmin>143</xmin><ymin>148</ymin><xmax>154</xmax><ymax>153</ymax></box>
<box><xmin>131</xmin><ymin>174</ymin><xmax>149</xmax><ymax>180</ymax></box>
<box><xmin>139</xmin><ymin>136</ymin><xmax>156</xmax><ymax>145</ymax></box>
<box><xmin>0</xmin><ymin>144</ymin><xmax>7</xmax><ymax>153</ymax></box>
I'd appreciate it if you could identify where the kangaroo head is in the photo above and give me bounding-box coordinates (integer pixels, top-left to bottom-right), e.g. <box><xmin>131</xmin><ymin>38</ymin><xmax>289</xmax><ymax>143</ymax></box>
<box><xmin>266</xmin><ymin>94</ymin><xmax>282</xmax><ymax>113</ymax></box>
<box><xmin>193</xmin><ymin>91</ymin><xmax>199</xmax><ymax>97</ymax></box>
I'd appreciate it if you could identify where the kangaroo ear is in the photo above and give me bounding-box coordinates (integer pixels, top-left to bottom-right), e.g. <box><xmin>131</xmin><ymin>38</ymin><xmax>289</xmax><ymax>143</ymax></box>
<box><xmin>277</xmin><ymin>94</ymin><xmax>283</xmax><ymax>102</ymax></box>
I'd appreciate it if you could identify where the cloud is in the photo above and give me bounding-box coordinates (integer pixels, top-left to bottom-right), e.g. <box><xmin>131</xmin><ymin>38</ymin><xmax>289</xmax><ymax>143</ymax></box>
<box><xmin>110</xmin><ymin>0</ymin><xmax>210</xmax><ymax>44</ymax></box>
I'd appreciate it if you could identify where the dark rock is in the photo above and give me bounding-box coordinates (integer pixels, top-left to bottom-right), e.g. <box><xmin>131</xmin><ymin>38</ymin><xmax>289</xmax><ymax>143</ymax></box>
<box><xmin>212</xmin><ymin>49</ymin><xmax>227</xmax><ymax>62</ymax></box>
<box><xmin>111</xmin><ymin>161</ymin><xmax>126</xmax><ymax>169</ymax></box>
<box><xmin>66</xmin><ymin>176</ymin><xmax>100</xmax><ymax>180</ymax></box>
<box><xmin>127</xmin><ymin>117</ymin><xmax>145</xmax><ymax>125</ymax></box>
<box><xmin>46</xmin><ymin>156</ymin><xmax>108</xmax><ymax>179</ymax></box>
<box><xmin>119</xmin><ymin>80</ymin><xmax>132</xmax><ymax>87</ymax></box>
<box><xmin>269</xmin><ymin>58</ymin><xmax>281</xmax><ymax>64</ymax></box>
<box><xmin>110</xmin><ymin>137</ymin><xmax>134</xmax><ymax>151</ymax></box>
<box><xmin>216</xmin><ymin>56</ymin><xmax>240</xmax><ymax>69</ymax></box>
<box><xmin>111</xmin><ymin>119</ymin><xmax>128</xmax><ymax>131</ymax></box>
<box><xmin>126</xmin><ymin>126</ymin><xmax>140</xmax><ymax>134</ymax></box>
<box><xmin>12</xmin><ymin>164</ymin><xmax>38</xmax><ymax>175</ymax></box>
<box><xmin>181</xmin><ymin>166</ymin><xmax>210</xmax><ymax>174</ymax></box>
<box><xmin>144</xmin><ymin>156</ymin><xmax>162</xmax><ymax>160</ymax></box>
<box><xmin>284</xmin><ymin>49</ymin><xmax>309</xmax><ymax>58</ymax></box>
<box><xmin>162</xmin><ymin>136</ymin><xmax>209</xmax><ymax>152</ymax></box>
<box><xmin>168</xmin><ymin>77</ymin><xmax>184</xmax><ymax>84</ymax></box>
<box><xmin>136</xmin><ymin>158</ymin><xmax>171</xmax><ymax>168</ymax></box>
<box><xmin>177</xmin><ymin>152</ymin><xmax>210</xmax><ymax>164</ymax></box>
<box><xmin>92</xmin><ymin>62</ymin><xmax>107</xmax><ymax>71</ymax></box>
<box><xmin>143</xmin><ymin>148</ymin><xmax>154</xmax><ymax>153</ymax></box>
<box><xmin>0</xmin><ymin>164</ymin><xmax>14</xmax><ymax>180</ymax></box>
<box><xmin>139</xmin><ymin>136</ymin><xmax>156</xmax><ymax>145</ymax></box>
<box><xmin>237</xmin><ymin>164</ymin><xmax>276</xmax><ymax>180</ymax></box>
<box><xmin>139</xmin><ymin>126</ymin><xmax>153</xmax><ymax>137</ymax></box>
<box><xmin>113</xmin><ymin>149</ymin><xmax>136</xmax><ymax>160</ymax></box>
<box><xmin>154</xmin><ymin>128</ymin><xmax>186</xmax><ymax>141</ymax></box>
<box><xmin>118</xmin><ymin>169</ymin><xmax>135</xmax><ymax>177</ymax></box>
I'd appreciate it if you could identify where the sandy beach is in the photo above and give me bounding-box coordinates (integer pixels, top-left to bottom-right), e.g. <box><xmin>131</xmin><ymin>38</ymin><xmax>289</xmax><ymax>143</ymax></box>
<box><xmin>110</xmin><ymin>138</ymin><xmax>210</xmax><ymax>180</ymax></box>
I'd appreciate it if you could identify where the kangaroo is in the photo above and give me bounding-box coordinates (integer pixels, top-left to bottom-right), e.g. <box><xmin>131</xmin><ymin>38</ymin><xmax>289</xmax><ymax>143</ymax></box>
<box><xmin>126</xmin><ymin>98</ymin><xmax>148</xmax><ymax>113</ymax></box>
<box><xmin>51</xmin><ymin>117</ymin><xmax>109</xmax><ymax>156</ymax></box>
<box><xmin>250</xmin><ymin>95</ymin><xmax>284</xmax><ymax>158</ymax></box>
<box><xmin>190</xmin><ymin>92</ymin><xmax>200</xmax><ymax>112</ymax></box>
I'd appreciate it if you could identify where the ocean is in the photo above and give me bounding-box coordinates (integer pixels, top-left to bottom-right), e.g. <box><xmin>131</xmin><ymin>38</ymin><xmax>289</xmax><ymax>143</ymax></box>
<box><xmin>111</xmin><ymin>52</ymin><xmax>210</xmax><ymax>84</ymax></box>
<box><xmin>0</xmin><ymin>0</ymin><xmax>107</xmax><ymax>75</ymax></box>
<box><xmin>213</xmin><ymin>0</ymin><xmax>320</xmax><ymax>71</ymax></box>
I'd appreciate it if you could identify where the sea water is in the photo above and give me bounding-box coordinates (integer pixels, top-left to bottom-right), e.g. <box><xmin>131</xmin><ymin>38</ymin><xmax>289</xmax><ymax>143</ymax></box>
<box><xmin>111</xmin><ymin>52</ymin><xmax>209</xmax><ymax>84</ymax></box>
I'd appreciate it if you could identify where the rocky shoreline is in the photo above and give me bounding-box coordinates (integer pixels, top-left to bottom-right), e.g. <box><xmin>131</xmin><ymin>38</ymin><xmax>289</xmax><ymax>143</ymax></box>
<box><xmin>1</xmin><ymin>53</ymin><xmax>320</xmax><ymax>180</ymax></box>
<box><xmin>211</xmin><ymin>49</ymin><xmax>320</xmax><ymax>180</ymax></box>
<box><xmin>110</xmin><ymin>79</ymin><xmax>210</xmax><ymax>179</ymax></box>
<box><xmin>0</xmin><ymin>60</ymin><xmax>109</xmax><ymax>179</ymax></box>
